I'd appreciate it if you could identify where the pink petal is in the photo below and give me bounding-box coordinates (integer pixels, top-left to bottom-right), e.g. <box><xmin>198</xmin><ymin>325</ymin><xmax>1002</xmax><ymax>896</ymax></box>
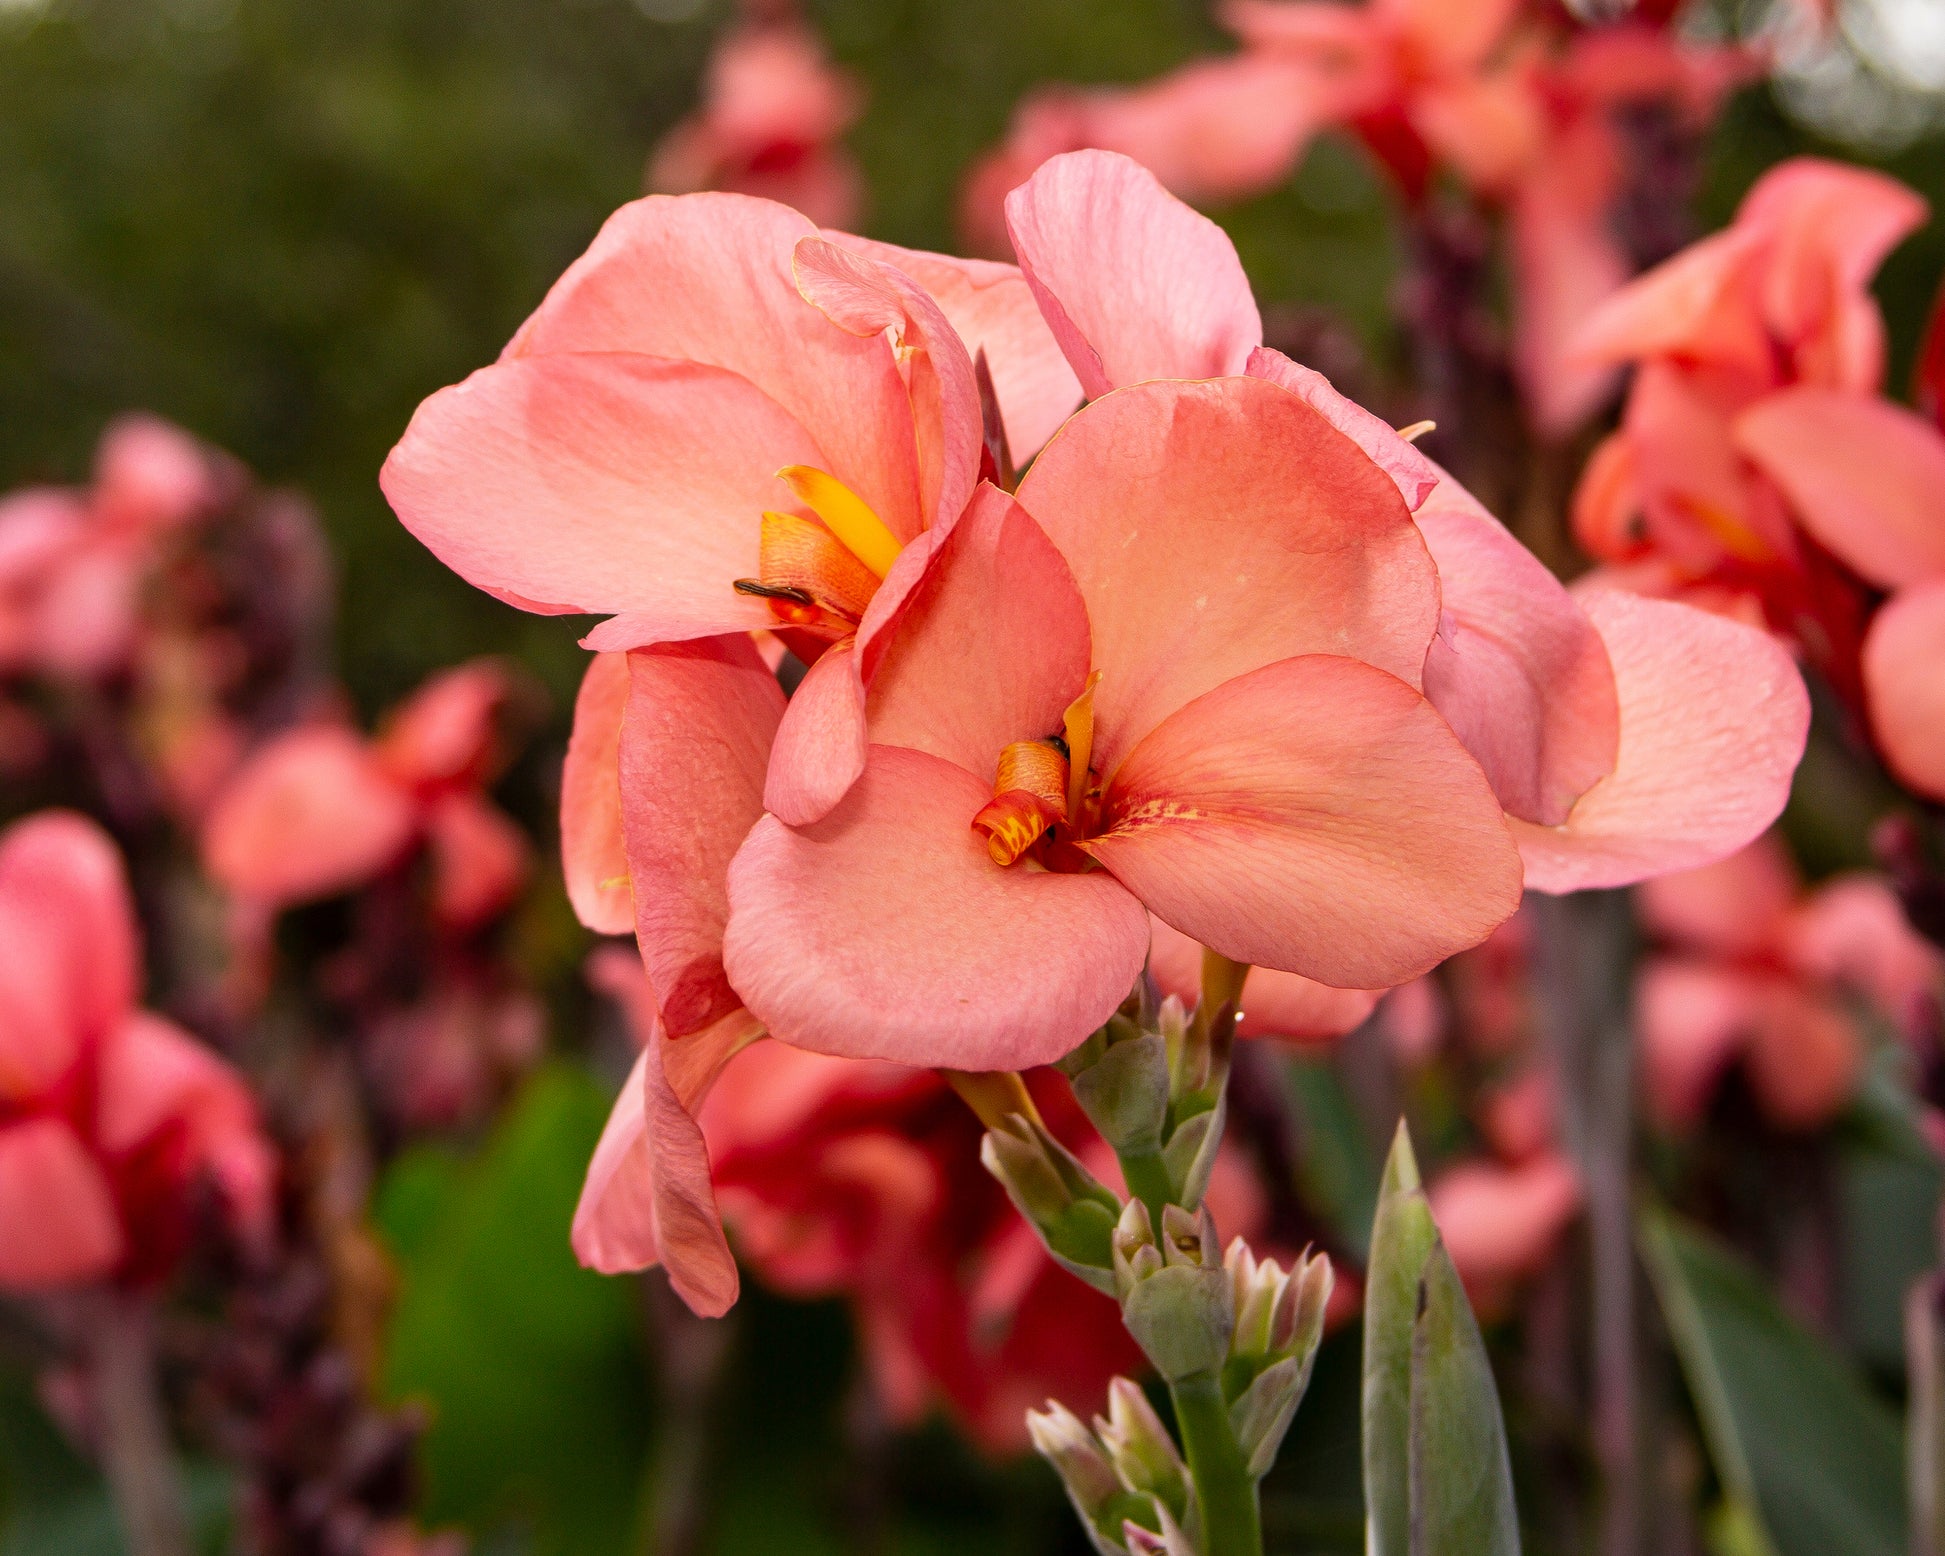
<box><xmin>1243</xmin><ymin>347</ymin><xmax>1438</xmax><ymax>509</ymax></box>
<box><xmin>1733</xmin><ymin>388</ymin><xmax>1945</xmax><ymax>590</ymax></box>
<box><xmin>764</xmin><ymin>640</ymin><xmax>867</xmax><ymax>826</ymax></box>
<box><xmin>560</xmin><ymin>652</ymin><xmax>635</xmax><ymax>935</ymax></box>
<box><xmin>92</xmin><ymin>415</ymin><xmax>220</xmax><ymax>534</ymax></box>
<box><xmin>792</xmin><ymin>237</ymin><xmax>981</xmax><ymax>538</ymax></box>
<box><xmin>0</xmin><ymin>1118</ymin><xmax>123</xmax><ymax>1291</ymax></box>
<box><xmin>425</xmin><ymin>793</ymin><xmax>530</xmax><ymax>930</ymax></box>
<box><xmin>1744</xmin><ymin>984</ymin><xmax>1861</xmax><ymax>1130</ymax></box>
<box><xmin>1427</xmin><ymin>1152</ymin><xmax>1580</xmax><ymax>1310</ymax></box>
<box><xmin>202</xmin><ymin>726</ymin><xmax>418</xmax><ymax>907</ymax></box>
<box><xmin>865</xmin><ymin>485</ymin><xmax>1091</xmax><ymax>784</ymax></box>
<box><xmin>620</xmin><ymin>639</ymin><xmax>783</xmax><ymax>1037</ymax></box>
<box><xmin>1785</xmin><ymin>874</ymin><xmax>1944</xmax><ymax>1038</ymax></box>
<box><xmin>382</xmin><ymin>352</ymin><xmax>821</xmax><ymax>624</ymax></box>
<box><xmin>374</xmin><ymin>659</ymin><xmax>512</xmax><ymax>791</ymax></box>
<box><xmin>1863</xmin><ymin>576</ymin><xmax>1945</xmax><ymax>801</ymax></box>
<box><xmin>1637</xmin><ymin>958</ymin><xmax>1763</xmax><ymax>1129</ymax></box>
<box><xmin>0</xmin><ymin>811</ymin><xmax>139</xmax><ymax>1101</ymax></box>
<box><xmin>1016</xmin><ymin>376</ymin><xmax>1439</xmax><ymax>773</ymax></box>
<box><xmin>1512</xmin><ymin>590</ymin><xmax>1809</xmax><ymax>892</ymax></box>
<box><xmin>1635</xmin><ymin>834</ymin><xmax>1800</xmax><ymax>959</ymax></box>
<box><xmin>1003</xmin><ymin>150</ymin><xmax>1261</xmax><ymax>398</ymax></box>
<box><xmin>1146</xmin><ymin>916</ymin><xmax>1378</xmax><ymax>1042</ymax></box>
<box><xmin>1568</xmin><ymin>225</ymin><xmax>1770</xmax><ymax>374</ymax></box>
<box><xmin>1085</xmin><ymin>656</ymin><xmax>1523</xmax><ymax>990</ymax></box>
<box><xmin>503</xmin><ymin>192</ymin><xmax>921</xmax><ymax>539</ymax></box>
<box><xmin>824</xmin><ymin>237</ymin><xmax>1082</xmax><ymax>461</ymax></box>
<box><xmin>1414</xmin><ymin>466</ymin><xmax>1620</xmax><ymax>825</ymax></box>
<box><xmin>722</xmin><ymin>745</ymin><xmax>1150</xmax><ymax>1069</ymax></box>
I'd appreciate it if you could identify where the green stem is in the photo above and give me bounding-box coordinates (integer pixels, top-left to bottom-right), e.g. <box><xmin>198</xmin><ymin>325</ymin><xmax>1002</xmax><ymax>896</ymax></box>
<box><xmin>1117</xmin><ymin>1145</ymin><xmax>1176</xmax><ymax>1230</ymax></box>
<box><xmin>1169</xmin><ymin>1370</ymin><xmax>1261</xmax><ymax>1556</ymax></box>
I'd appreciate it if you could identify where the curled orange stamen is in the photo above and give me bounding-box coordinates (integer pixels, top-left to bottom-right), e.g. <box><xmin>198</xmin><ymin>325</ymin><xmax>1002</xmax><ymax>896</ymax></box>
<box><xmin>734</xmin><ymin>510</ymin><xmax>882</xmax><ymax>636</ymax></box>
<box><xmin>972</xmin><ymin>739</ymin><xmax>1069</xmax><ymax>867</ymax></box>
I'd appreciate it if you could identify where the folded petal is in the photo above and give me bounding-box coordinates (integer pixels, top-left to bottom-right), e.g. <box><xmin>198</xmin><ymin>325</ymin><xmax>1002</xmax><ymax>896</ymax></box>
<box><xmin>0</xmin><ymin>1118</ymin><xmax>123</xmax><ymax>1290</ymax></box>
<box><xmin>621</xmin><ymin>638</ymin><xmax>784</xmax><ymax>1037</ymax></box>
<box><xmin>1146</xmin><ymin>916</ymin><xmax>1378</xmax><ymax>1042</ymax></box>
<box><xmin>723</xmin><ymin>745</ymin><xmax>1150</xmax><ymax>1069</ymax></box>
<box><xmin>1733</xmin><ymin>388</ymin><xmax>1945</xmax><ymax>590</ymax></box>
<box><xmin>560</xmin><ymin>652</ymin><xmax>635</xmax><ymax>935</ymax></box>
<box><xmin>202</xmin><ymin>726</ymin><xmax>418</xmax><ymax>907</ymax></box>
<box><xmin>1085</xmin><ymin>656</ymin><xmax>1523</xmax><ymax>989</ymax></box>
<box><xmin>1512</xmin><ymin>590</ymin><xmax>1809</xmax><ymax>892</ymax></box>
<box><xmin>1017</xmin><ymin>376</ymin><xmax>1439</xmax><ymax>772</ymax></box>
<box><xmin>1004</xmin><ymin>150</ymin><xmax>1261</xmax><ymax>397</ymax></box>
<box><xmin>865</xmin><ymin>485</ymin><xmax>1091</xmax><ymax>785</ymax></box>
<box><xmin>824</xmin><ymin>237</ymin><xmax>1082</xmax><ymax>461</ymax></box>
<box><xmin>1243</xmin><ymin>348</ymin><xmax>1438</xmax><ymax>509</ymax></box>
<box><xmin>1415</xmin><ymin>467</ymin><xmax>1620</xmax><ymax>825</ymax></box>
<box><xmin>382</xmin><ymin>352</ymin><xmax>822</xmax><ymax>624</ymax></box>
<box><xmin>764</xmin><ymin>639</ymin><xmax>866</xmax><ymax>826</ymax></box>
<box><xmin>0</xmin><ymin>811</ymin><xmax>139</xmax><ymax>1099</ymax></box>
<box><xmin>503</xmin><ymin>192</ymin><xmax>920</xmax><ymax>539</ymax></box>
<box><xmin>1568</xmin><ymin>225</ymin><xmax>1770</xmax><ymax>374</ymax></box>
<box><xmin>1863</xmin><ymin>576</ymin><xmax>1945</xmax><ymax>801</ymax></box>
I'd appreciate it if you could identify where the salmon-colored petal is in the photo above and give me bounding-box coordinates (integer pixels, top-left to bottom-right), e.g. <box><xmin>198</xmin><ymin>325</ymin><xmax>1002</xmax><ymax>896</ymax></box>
<box><xmin>764</xmin><ymin>639</ymin><xmax>867</xmax><ymax>826</ymax></box>
<box><xmin>1628</xmin><ymin>362</ymin><xmax>1788</xmax><ymax>574</ymax></box>
<box><xmin>374</xmin><ymin>660</ymin><xmax>513</xmax><ymax>792</ymax></box>
<box><xmin>0</xmin><ymin>1118</ymin><xmax>123</xmax><ymax>1291</ymax></box>
<box><xmin>561</xmin><ymin>652</ymin><xmax>634</xmax><ymax>935</ymax></box>
<box><xmin>1635</xmin><ymin>834</ymin><xmax>1800</xmax><ymax>959</ymax></box>
<box><xmin>722</xmin><ymin>745</ymin><xmax>1150</xmax><ymax>1069</ymax></box>
<box><xmin>1243</xmin><ymin>348</ymin><xmax>1438</xmax><ymax>509</ymax></box>
<box><xmin>0</xmin><ymin>811</ymin><xmax>138</xmax><ymax>1099</ymax></box>
<box><xmin>1636</xmin><ymin>959</ymin><xmax>1760</xmax><ymax>1129</ymax></box>
<box><xmin>1863</xmin><ymin>576</ymin><xmax>1945</xmax><ymax>801</ymax></box>
<box><xmin>1568</xmin><ymin>225</ymin><xmax>1770</xmax><ymax>374</ymax></box>
<box><xmin>1409</xmin><ymin>69</ymin><xmax>1544</xmax><ymax>197</ymax></box>
<box><xmin>1745</xmin><ymin>985</ymin><xmax>1861</xmax><ymax>1130</ymax></box>
<box><xmin>1004</xmin><ymin>150</ymin><xmax>1261</xmax><ymax>398</ymax></box>
<box><xmin>865</xmin><ymin>486</ymin><xmax>1090</xmax><ymax>785</ymax></box>
<box><xmin>1146</xmin><ymin>917</ymin><xmax>1378</xmax><ymax>1042</ymax></box>
<box><xmin>1785</xmin><ymin>874</ymin><xmax>1943</xmax><ymax>1037</ymax></box>
<box><xmin>620</xmin><ymin>639</ymin><xmax>783</xmax><ymax>1038</ymax></box>
<box><xmin>425</xmin><ymin>793</ymin><xmax>530</xmax><ymax>930</ymax></box>
<box><xmin>1086</xmin><ymin>657</ymin><xmax>1522</xmax><ymax>990</ymax></box>
<box><xmin>1017</xmin><ymin>376</ymin><xmax>1439</xmax><ymax>773</ymax></box>
<box><xmin>1734</xmin><ymin>388</ymin><xmax>1945</xmax><ymax>590</ymax></box>
<box><xmin>202</xmin><ymin>726</ymin><xmax>418</xmax><ymax>907</ymax></box>
<box><xmin>1513</xmin><ymin>590</ymin><xmax>1808</xmax><ymax>892</ymax></box>
<box><xmin>1389</xmin><ymin>0</ymin><xmax>1522</xmax><ymax>73</ymax></box>
<box><xmin>1426</xmin><ymin>1152</ymin><xmax>1580</xmax><ymax>1314</ymax></box>
<box><xmin>91</xmin><ymin>414</ymin><xmax>220</xmax><ymax>535</ymax></box>
<box><xmin>503</xmin><ymin>192</ymin><xmax>920</xmax><ymax>539</ymax></box>
<box><xmin>382</xmin><ymin>352</ymin><xmax>822</xmax><ymax>626</ymax></box>
<box><xmin>1416</xmin><ymin>466</ymin><xmax>1619</xmax><ymax>825</ymax></box>
<box><xmin>824</xmin><ymin>237</ymin><xmax>1082</xmax><ymax>461</ymax></box>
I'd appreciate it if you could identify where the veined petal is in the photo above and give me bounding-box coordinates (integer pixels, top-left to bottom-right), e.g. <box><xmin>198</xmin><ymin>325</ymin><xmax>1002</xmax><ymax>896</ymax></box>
<box><xmin>620</xmin><ymin>639</ymin><xmax>784</xmax><ymax>1037</ymax></box>
<box><xmin>722</xmin><ymin>745</ymin><xmax>1150</xmax><ymax>1069</ymax></box>
<box><xmin>1513</xmin><ymin>589</ymin><xmax>1808</xmax><ymax>891</ymax></box>
<box><xmin>1084</xmin><ymin>656</ymin><xmax>1522</xmax><ymax>990</ymax></box>
<box><xmin>1864</xmin><ymin>577</ymin><xmax>1945</xmax><ymax>802</ymax></box>
<box><xmin>1004</xmin><ymin>150</ymin><xmax>1261</xmax><ymax>397</ymax></box>
<box><xmin>561</xmin><ymin>652</ymin><xmax>635</xmax><ymax>935</ymax></box>
<box><xmin>1243</xmin><ymin>347</ymin><xmax>1438</xmax><ymax>509</ymax></box>
<box><xmin>1017</xmin><ymin>377</ymin><xmax>1439</xmax><ymax>773</ymax></box>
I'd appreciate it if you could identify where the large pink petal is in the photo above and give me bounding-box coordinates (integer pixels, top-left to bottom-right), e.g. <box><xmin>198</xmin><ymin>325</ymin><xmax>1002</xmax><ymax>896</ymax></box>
<box><xmin>560</xmin><ymin>652</ymin><xmax>634</xmax><ymax>935</ymax></box>
<box><xmin>1733</xmin><ymin>388</ymin><xmax>1945</xmax><ymax>590</ymax></box>
<box><xmin>826</xmin><ymin>237</ymin><xmax>1082</xmax><ymax>461</ymax></box>
<box><xmin>0</xmin><ymin>1118</ymin><xmax>123</xmax><ymax>1291</ymax></box>
<box><xmin>1415</xmin><ymin>467</ymin><xmax>1620</xmax><ymax>825</ymax></box>
<box><xmin>1512</xmin><ymin>590</ymin><xmax>1809</xmax><ymax>892</ymax></box>
<box><xmin>0</xmin><ymin>811</ymin><xmax>138</xmax><ymax>1100</ymax></box>
<box><xmin>1243</xmin><ymin>348</ymin><xmax>1438</xmax><ymax>509</ymax></box>
<box><xmin>1863</xmin><ymin>576</ymin><xmax>1945</xmax><ymax>801</ymax></box>
<box><xmin>382</xmin><ymin>353</ymin><xmax>821</xmax><ymax>625</ymax></box>
<box><xmin>1004</xmin><ymin>151</ymin><xmax>1261</xmax><ymax>398</ymax></box>
<box><xmin>1017</xmin><ymin>376</ymin><xmax>1439</xmax><ymax>772</ymax></box>
<box><xmin>764</xmin><ymin>639</ymin><xmax>866</xmax><ymax>826</ymax></box>
<box><xmin>202</xmin><ymin>727</ymin><xmax>418</xmax><ymax>907</ymax></box>
<box><xmin>1085</xmin><ymin>657</ymin><xmax>1523</xmax><ymax>990</ymax></box>
<box><xmin>504</xmin><ymin>192</ymin><xmax>921</xmax><ymax>538</ymax></box>
<box><xmin>865</xmin><ymin>485</ymin><xmax>1091</xmax><ymax>784</ymax></box>
<box><xmin>1568</xmin><ymin>225</ymin><xmax>1771</xmax><ymax>375</ymax></box>
<box><xmin>722</xmin><ymin>745</ymin><xmax>1150</xmax><ymax>1069</ymax></box>
<box><xmin>620</xmin><ymin>638</ymin><xmax>783</xmax><ymax>1037</ymax></box>
<box><xmin>1146</xmin><ymin>916</ymin><xmax>1378</xmax><ymax>1043</ymax></box>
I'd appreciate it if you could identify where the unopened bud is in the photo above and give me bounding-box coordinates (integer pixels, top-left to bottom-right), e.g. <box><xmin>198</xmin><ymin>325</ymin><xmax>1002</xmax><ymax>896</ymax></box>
<box><xmin>1160</xmin><ymin>1204</ymin><xmax>1220</xmax><ymax>1271</ymax></box>
<box><xmin>1095</xmin><ymin>1378</ymin><xmax>1188</xmax><ymax>1517</ymax></box>
<box><xmin>982</xmin><ymin>1115</ymin><xmax>1122</xmax><ymax>1293</ymax></box>
<box><xmin>1028</xmin><ymin>1401</ymin><xmax>1122</xmax><ymax>1521</ymax></box>
<box><xmin>1117</xmin><ymin>1204</ymin><xmax>1234</xmax><ymax>1381</ymax></box>
<box><xmin>1069</xmin><ymin>1031</ymin><xmax>1170</xmax><ymax>1156</ymax></box>
<box><xmin>1122</xmin><ymin>1500</ymin><xmax>1198</xmax><ymax>1556</ymax></box>
<box><xmin>1224</xmin><ymin>1245</ymin><xmax>1334</xmax><ymax>1477</ymax></box>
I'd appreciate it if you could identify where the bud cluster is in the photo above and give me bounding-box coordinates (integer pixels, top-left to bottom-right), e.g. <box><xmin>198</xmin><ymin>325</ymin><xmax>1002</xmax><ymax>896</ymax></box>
<box><xmin>1027</xmin><ymin>1379</ymin><xmax>1196</xmax><ymax>1556</ymax></box>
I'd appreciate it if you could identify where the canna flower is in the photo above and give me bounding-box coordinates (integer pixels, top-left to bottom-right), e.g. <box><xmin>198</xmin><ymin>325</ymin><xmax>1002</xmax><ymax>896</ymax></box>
<box><xmin>0</xmin><ymin>812</ymin><xmax>273</xmax><ymax>1291</ymax></box>
<box><xmin>647</xmin><ymin>18</ymin><xmax>866</xmax><ymax>230</ymax></box>
<box><xmin>381</xmin><ymin>188</ymin><xmax>1080</xmax><ymax>825</ymax></box>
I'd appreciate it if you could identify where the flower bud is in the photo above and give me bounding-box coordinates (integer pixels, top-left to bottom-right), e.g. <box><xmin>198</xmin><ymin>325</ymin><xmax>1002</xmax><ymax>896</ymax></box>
<box><xmin>1122</xmin><ymin>1501</ymin><xmax>1198</xmax><ymax>1556</ymax></box>
<box><xmin>1068</xmin><ymin>1031</ymin><xmax>1170</xmax><ymax>1157</ymax></box>
<box><xmin>1115</xmin><ymin>1202</ymin><xmax>1234</xmax><ymax>1381</ymax></box>
<box><xmin>1028</xmin><ymin>1392</ymin><xmax>1185</xmax><ymax>1556</ymax></box>
<box><xmin>1220</xmin><ymin>1240</ymin><xmax>1334</xmax><ymax>1476</ymax></box>
<box><xmin>1095</xmin><ymin>1378</ymin><xmax>1188</xmax><ymax>1516</ymax></box>
<box><xmin>981</xmin><ymin>1114</ymin><xmax>1123</xmax><ymax>1293</ymax></box>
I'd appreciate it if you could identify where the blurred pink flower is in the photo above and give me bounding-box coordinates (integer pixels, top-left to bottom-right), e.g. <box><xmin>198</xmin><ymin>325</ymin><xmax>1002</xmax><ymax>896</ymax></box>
<box><xmin>1427</xmin><ymin>1151</ymin><xmax>1581</xmax><ymax>1318</ymax></box>
<box><xmin>648</xmin><ymin>20</ymin><xmax>866</xmax><ymax>230</ymax></box>
<box><xmin>0</xmin><ymin>811</ymin><xmax>273</xmax><ymax>1292</ymax></box>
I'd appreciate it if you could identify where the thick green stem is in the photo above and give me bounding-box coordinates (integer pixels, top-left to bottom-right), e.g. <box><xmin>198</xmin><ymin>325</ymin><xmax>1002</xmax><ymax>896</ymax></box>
<box><xmin>1169</xmin><ymin>1370</ymin><xmax>1261</xmax><ymax>1556</ymax></box>
<box><xmin>1117</xmin><ymin>1146</ymin><xmax>1176</xmax><ymax>1230</ymax></box>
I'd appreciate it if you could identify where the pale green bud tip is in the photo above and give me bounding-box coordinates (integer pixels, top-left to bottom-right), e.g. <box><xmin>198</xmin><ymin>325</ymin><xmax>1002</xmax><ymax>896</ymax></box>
<box><xmin>1122</xmin><ymin>1500</ymin><xmax>1197</xmax><ymax>1556</ymax></box>
<box><xmin>1096</xmin><ymin>1378</ymin><xmax>1187</xmax><ymax>1507</ymax></box>
<box><xmin>1159</xmin><ymin>1203</ymin><xmax>1220</xmax><ymax>1270</ymax></box>
<box><xmin>1026</xmin><ymin>1401</ymin><xmax>1120</xmax><ymax>1516</ymax></box>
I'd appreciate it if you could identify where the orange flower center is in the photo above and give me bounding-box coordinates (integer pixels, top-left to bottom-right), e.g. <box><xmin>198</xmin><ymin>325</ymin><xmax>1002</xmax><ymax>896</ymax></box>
<box><xmin>973</xmin><ymin>673</ymin><xmax>1103</xmax><ymax>871</ymax></box>
<box><xmin>733</xmin><ymin>467</ymin><xmax>903</xmax><ymax>640</ymax></box>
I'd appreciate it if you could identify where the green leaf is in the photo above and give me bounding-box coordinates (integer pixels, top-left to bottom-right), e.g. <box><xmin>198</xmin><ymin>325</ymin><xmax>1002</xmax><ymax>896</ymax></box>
<box><xmin>375</xmin><ymin>1063</ymin><xmax>655</xmax><ymax>1556</ymax></box>
<box><xmin>1640</xmin><ymin>1207</ymin><xmax>1904</xmax><ymax>1556</ymax></box>
<box><xmin>1406</xmin><ymin>1239</ymin><xmax>1520</xmax><ymax>1556</ymax></box>
<box><xmin>1361</xmin><ymin>1125</ymin><xmax>1437</xmax><ymax>1556</ymax></box>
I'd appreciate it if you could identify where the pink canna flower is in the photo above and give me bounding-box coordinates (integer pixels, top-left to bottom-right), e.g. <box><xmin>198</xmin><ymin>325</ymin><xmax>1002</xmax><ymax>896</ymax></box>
<box><xmin>1426</xmin><ymin>1152</ymin><xmax>1581</xmax><ymax>1318</ymax></box>
<box><xmin>0</xmin><ymin>811</ymin><xmax>273</xmax><ymax>1292</ymax></box>
<box><xmin>647</xmin><ymin>19</ymin><xmax>866</xmax><ymax>231</ymax></box>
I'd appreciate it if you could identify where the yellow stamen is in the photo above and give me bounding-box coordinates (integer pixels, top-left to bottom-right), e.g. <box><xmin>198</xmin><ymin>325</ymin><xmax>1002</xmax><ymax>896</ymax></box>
<box><xmin>1061</xmin><ymin>672</ymin><xmax>1102</xmax><ymax>827</ymax></box>
<box><xmin>777</xmin><ymin>466</ymin><xmax>903</xmax><ymax>580</ymax></box>
<box><xmin>1395</xmin><ymin>420</ymin><xmax>1436</xmax><ymax>443</ymax></box>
